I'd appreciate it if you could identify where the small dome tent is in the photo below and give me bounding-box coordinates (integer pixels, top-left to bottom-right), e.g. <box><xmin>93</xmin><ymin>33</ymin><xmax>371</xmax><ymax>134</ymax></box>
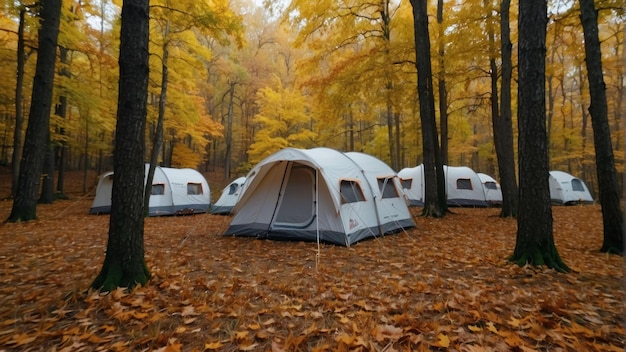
<box><xmin>223</xmin><ymin>148</ymin><xmax>415</xmax><ymax>247</ymax></box>
<box><xmin>398</xmin><ymin>164</ymin><xmax>425</xmax><ymax>206</ymax></box>
<box><xmin>90</xmin><ymin>164</ymin><xmax>211</xmax><ymax>216</ymax></box>
<box><xmin>477</xmin><ymin>173</ymin><xmax>503</xmax><ymax>206</ymax></box>
<box><xmin>211</xmin><ymin>176</ymin><xmax>246</xmax><ymax>215</ymax></box>
<box><xmin>549</xmin><ymin>170</ymin><xmax>594</xmax><ymax>205</ymax></box>
<box><xmin>398</xmin><ymin>164</ymin><xmax>488</xmax><ymax>207</ymax></box>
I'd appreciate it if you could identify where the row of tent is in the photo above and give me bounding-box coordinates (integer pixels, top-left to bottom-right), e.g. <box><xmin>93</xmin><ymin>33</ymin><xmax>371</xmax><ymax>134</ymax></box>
<box><xmin>89</xmin><ymin>149</ymin><xmax>594</xmax><ymax>246</ymax></box>
<box><xmin>397</xmin><ymin>166</ymin><xmax>594</xmax><ymax>207</ymax></box>
<box><xmin>211</xmin><ymin>164</ymin><xmax>594</xmax><ymax>213</ymax></box>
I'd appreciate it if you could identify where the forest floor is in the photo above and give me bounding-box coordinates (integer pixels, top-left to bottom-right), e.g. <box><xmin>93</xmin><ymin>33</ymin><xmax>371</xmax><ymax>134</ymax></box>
<box><xmin>0</xmin><ymin>169</ymin><xmax>623</xmax><ymax>351</ymax></box>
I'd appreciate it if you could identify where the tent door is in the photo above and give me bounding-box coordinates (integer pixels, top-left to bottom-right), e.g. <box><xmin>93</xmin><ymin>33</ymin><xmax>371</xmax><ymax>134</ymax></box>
<box><xmin>272</xmin><ymin>164</ymin><xmax>316</xmax><ymax>229</ymax></box>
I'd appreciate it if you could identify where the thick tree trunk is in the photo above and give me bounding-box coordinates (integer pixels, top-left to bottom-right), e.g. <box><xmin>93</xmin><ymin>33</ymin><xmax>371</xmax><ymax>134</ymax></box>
<box><xmin>579</xmin><ymin>0</ymin><xmax>624</xmax><ymax>254</ymax></box>
<box><xmin>8</xmin><ymin>0</ymin><xmax>61</xmax><ymax>222</ymax></box>
<box><xmin>91</xmin><ymin>0</ymin><xmax>151</xmax><ymax>291</ymax></box>
<box><xmin>510</xmin><ymin>0</ymin><xmax>569</xmax><ymax>272</ymax></box>
<box><xmin>410</xmin><ymin>0</ymin><xmax>446</xmax><ymax>218</ymax></box>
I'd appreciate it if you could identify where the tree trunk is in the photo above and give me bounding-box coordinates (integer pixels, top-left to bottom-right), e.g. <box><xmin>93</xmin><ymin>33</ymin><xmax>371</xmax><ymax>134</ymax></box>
<box><xmin>11</xmin><ymin>7</ymin><xmax>27</xmax><ymax>198</ymax></box>
<box><xmin>437</xmin><ymin>0</ymin><xmax>448</xmax><ymax>165</ymax></box>
<box><xmin>91</xmin><ymin>0</ymin><xmax>151</xmax><ymax>291</ymax></box>
<box><xmin>224</xmin><ymin>80</ymin><xmax>236</xmax><ymax>180</ymax></box>
<box><xmin>510</xmin><ymin>0</ymin><xmax>569</xmax><ymax>272</ymax></box>
<box><xmin>8</xmin><ymin>0</ymin><xmax>62</xmax><ymax>222</ymax></box>
<box><xmin>56</xmin><ymin>46</ymin><xmax>70</xmax><ymax>199</ymax></box>
<box><xmin>39</xmin><ymin>137</ymin><xmax>55</xmax><ymax>204</ymax></box>
<box><xmin>579</xmin><ymin>0</ymin><xmax>624</xmax><ymax>254</ymax></box>
<box><xmin>144</xmin><ymin>20</ymin><xmax>170</xmax><ymax>217</ymax></box>
<box><xmin>494</xmin><ymin>0</ymin><xmax>518</xmax><ymax>217</ymax></box>
<box><xmin>410</xmin><ymin>0</ymin><xmax>446</xmax><ymax>218</ymax></box>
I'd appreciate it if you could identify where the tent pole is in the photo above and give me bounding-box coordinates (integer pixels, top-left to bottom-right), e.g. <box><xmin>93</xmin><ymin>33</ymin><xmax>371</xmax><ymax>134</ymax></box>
<box><xmin>315</xmin><ymin>168</ymin><xmax>320</xmax><ymax>271</ymax></box>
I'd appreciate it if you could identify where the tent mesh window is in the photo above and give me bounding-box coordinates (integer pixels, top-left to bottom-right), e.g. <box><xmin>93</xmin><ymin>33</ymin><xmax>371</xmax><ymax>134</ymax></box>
<box><xmin>484</xmin><ymin>181</ymin><xmax>498</xmax><ymax>190</ymax></box>
<box><xmin>340</xmin><ymin>180</ymin><xmax>365</xmax><ymax>203</ymax></box>
<box><xmin>400</xmin><ymin>178</ymin><xmax>412</xmax><ymax>189</ymax></box>
<box><xmin>151</xmin><ymin>184</ymin><xmax>165</xmax><ymax>195</ymax></box>
<box><xmin>456</xmin><ymin>178</ymin><xmax>473</xmax><ymax>190</ymax></box>
<box><xmin>228</xmin><ymin>183</ymin><xmax>239</xmax><ymax>195</ymax></box>
<box><xmin>377</xmin><ymin>177</ymin><xmax>400</xmax><ymax>198</ymax></box>
<box><xmin>571</xmin><ymin>179</ymin><xmax>585</xmax><ymax>192</ymax></box>
<box><xmin>187</xmin><ymin>183</ymin><xmax>203</xmax><ymax>195</ymax></box>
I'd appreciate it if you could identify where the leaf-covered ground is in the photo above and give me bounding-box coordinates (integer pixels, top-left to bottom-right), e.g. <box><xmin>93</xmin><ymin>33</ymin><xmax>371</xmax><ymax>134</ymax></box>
<box><xmin>0</xmin><ymin>174</ymin><xmax>623</xmax><ymax>351</ymax></box>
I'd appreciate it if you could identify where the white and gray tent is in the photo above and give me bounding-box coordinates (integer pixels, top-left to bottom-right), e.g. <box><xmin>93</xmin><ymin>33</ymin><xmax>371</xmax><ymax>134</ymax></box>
<box><xmin>549</xmin><ymin>170</ymin><xmax>594</xmax><ymax>205</ymax></box>
<box><xmin>211</xmin><ymin>176</ymin><xmax>246</xmax><ymax>215</ymax></box>
<box><xmin>398</xmin><ymin>164</ymin><xmax>488</xmax><ymax>207</ymax></box>
<box><xmin>223</xmin><ymin>148</ymin><xmax>415</xmax><ymax>246</ymax></box>
<box><xmin>90</xmin><ymin>164</ymin><xmax>211</xmax><ymax>216</ymax></box>
<box><xmin>477</xmin><ymin>172</ymin><xmax>503</xmax><ymax>206</ymax></box>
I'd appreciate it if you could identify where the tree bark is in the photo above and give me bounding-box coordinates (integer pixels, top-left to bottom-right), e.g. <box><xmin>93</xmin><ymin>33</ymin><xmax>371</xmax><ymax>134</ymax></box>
<box><xmin>39</xmin><ymin>136</ymin><xmax>55</xmax><ymax>204</ymax></box>
<box><xmin>494</xmin><ymin>0</ymin><xmax>518</xmax><ymax>217</ymax></box>
<box><xmin>410</xmin><ymin>0</ymin><xmax>446</xmax><ymax>218</ymax></box>
<box><xmin>510</xmin><ymin>0</ymin><xmax>569</xmax><ymax>272</ymax></box>
<box><xmin>436</xmin><ymin>0</ymin><xmax>448</xmax><ymax>166</ymax></box>
<box><xmin>144</xmin><ymin>20</ymin><xmax>170</xmax><ymax>217</ymax></box>
<box><xmin>8</xmin><ymin>0</ymin><xmax>61</xmax><ymax>222</ymax></box>
<box><xmin>91</xmin><ymin>0</ymin><xmax>151</xmax><ymax>291</ymax></box>
<box><xmin>579</xmin><ymin>0</ymin><xmax>624</xmax><ymax>254</ymax></box>
<box><xmin>11</xmin><ymin>7</ymin><xmax>27</xmax><ymax>198</ymax></box>
<box><xmin>56</xmin><ymin>46</ymin><xmax>70</xmax><ymax>199</ymax></box>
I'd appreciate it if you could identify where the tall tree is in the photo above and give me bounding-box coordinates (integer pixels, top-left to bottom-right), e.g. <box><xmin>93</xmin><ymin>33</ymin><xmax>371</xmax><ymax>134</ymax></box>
<box><xmin>494</xmin><ymin>0</ymin><xmax>518</xmax><ymax>217</ymax></box>
<box><xmin>11</xmin><ymin>6</ymin><xmax>29</xmax><ymax>198</ymax></box>
<box><xmin>410</xmin><ymin>0</ymin><xmax>447</xmax><ymax>218</ymax></box>
<box><xmin>91</xmin><ymin>0</ymin><xmax>151</xmax><ymax>291</ymax></box>
<box><xmin>436</xmin><ymin>0</ymin><xmax>448</xmax><ymax>165</ymax></box>
<box><xmin>7</xmin><ymin>0</ymin><xmax>61</xmax><ymax>222</ymax></box>
<box><xmin>579</xmin><ymin>0</ymin><xmax>624</xmax><ymax>254</ymax></box>
<box><xmin>509</xmin><ymin>0</ymin><xmax>569</xmax><ymax>272</ymax></box>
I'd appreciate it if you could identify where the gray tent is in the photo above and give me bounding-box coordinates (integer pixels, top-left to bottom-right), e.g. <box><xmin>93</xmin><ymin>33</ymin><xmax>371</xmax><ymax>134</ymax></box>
<box><xmin>224</xmin><ymin>148</ymin><xmax>415</xmax><ymax>246</ymax></box>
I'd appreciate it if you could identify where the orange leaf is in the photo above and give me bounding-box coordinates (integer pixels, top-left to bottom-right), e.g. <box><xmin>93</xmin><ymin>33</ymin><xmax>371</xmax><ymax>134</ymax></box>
<box><xmin>204</xmin><ymin>341</ymin><xmax>223</xmax><ymax>350</ymax></box>
<box><xmin>431</xmin><ymin>333</ymin><xmax>450</xmax><ymax>348</ymax></box>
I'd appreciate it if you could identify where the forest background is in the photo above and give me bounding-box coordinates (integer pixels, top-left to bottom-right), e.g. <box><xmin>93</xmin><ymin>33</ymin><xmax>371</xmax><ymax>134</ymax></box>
<box><xmin>0</xmin><ymin>0</ymin><xmax>623</xmax><ymax>197</ymax></box>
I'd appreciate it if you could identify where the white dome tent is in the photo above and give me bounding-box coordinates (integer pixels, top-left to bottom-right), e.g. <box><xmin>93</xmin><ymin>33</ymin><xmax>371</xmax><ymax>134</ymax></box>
<box><xmin>549</xmin><ymin>170</ymin><xmax>594</xmax><ymax>205</ymax></box>
<box><xmin>224</xmin><ymin>148</ymin><xmax>415</xmax><ymax>246</ymax></box>
<box><xmin>211</xmin><ymin>176</ymin><xmax>246</xmax><ymax>215</ymax></box>
<box><xmin>90</xmin><ymin>164</ymin><xmax>211</xmax><ymax>216</ymax></box>
<box><xmin>477</xmin><ymin>172</ymin><xmax>503</xmax><ymax>206</ymax></box>
<box><xmin>398</xmin><ymin>164</ymin><xmax>488</xmax><ymax>207</ymax></box>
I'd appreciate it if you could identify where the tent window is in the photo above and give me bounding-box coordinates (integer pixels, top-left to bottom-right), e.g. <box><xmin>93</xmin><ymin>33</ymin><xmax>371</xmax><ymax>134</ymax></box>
<box><xmin>340</xmin><ymin>180</ymin><xmax>365</xmax><ymax>204</ymax></box>
<box><xmin>228</xmin><ymin>183</ymin><xmax>239</xmax><ymax>195</ymax></box>
<box><xmin>187</xmin><ymin>183</ymin><xmax>203</xmax><ymax>195</ymax></box>
<box><xmin>151</xmin><ymin>184</ymin><xmax>165</xmax><ymax>195</ymax></box>
<box><xmin>400</xmin><ymin>178</ymin><xmax>412</xmax><ymax>189</ymax></box>
<box><xmin>456</xmin><ymin>178</ymin><xmax>473</xmax><ymax>190</ymax></box>
<box><xmin>378</xmin><ymin>177</ymin><xmax>399</xmax><ymax>198</ymax></box>
<box><xmin>571</xmin><ymin>179</ymin><xmax>585</xmax><ymax>192</ymax></box>
<box><xmin>484</xmin><ymin>181</ymin><xmax>497</xmax><ymax>190</ymax></box>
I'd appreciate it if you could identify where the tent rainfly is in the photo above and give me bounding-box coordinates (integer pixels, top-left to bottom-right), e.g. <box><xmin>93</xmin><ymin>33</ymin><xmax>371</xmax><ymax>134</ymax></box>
<box><xmin>223</xmin><ymin>148</ymin><xmax>415</xmax><ymax>246</ymax></box>
<box><xmin>211</xmin><ymin>176</ymin><xmax>246</xmax><ymax>215</ymax></box>
<box><xmin>549</xmin><ymin>170</ymin><xmax>594</xmax><ymax>205</ymax></box>
<box><xmin>398</xmin><ymin>164</ymin><xmax>488</xmax><ymax>207</ymax></box>
<box><xmin>90</xmin><ymin>164</ymin><xmax>211</xmax><ymax>216</ymax></box>
<box><xmin>477</xmin><ymin>173</ymin><xmax>503</xmax><ymax>206</ymax></box>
